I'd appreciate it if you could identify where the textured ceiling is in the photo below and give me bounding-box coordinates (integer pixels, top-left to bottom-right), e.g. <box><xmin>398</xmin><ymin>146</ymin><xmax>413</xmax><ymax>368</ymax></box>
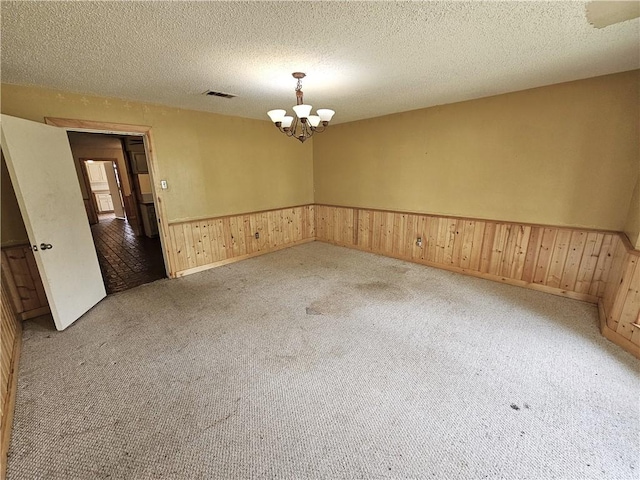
<box><xmin>1</xmin><ymin>1</ymin><xmax>638</xmax><ymax>124</ymax></box>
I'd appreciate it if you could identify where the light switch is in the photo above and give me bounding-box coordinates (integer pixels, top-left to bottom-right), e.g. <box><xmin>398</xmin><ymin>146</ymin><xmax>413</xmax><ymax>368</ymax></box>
<box><xmin>160</xmin><ymin>180</ymin><xmax>168</xmax><ymax>190</ymax></box>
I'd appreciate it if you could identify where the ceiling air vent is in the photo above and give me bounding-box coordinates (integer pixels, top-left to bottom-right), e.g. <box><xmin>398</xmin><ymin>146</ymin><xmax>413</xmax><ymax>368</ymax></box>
<box><xmin>204</xmin><ymin>90</ymin><xmax>237</xmax><ymax>99</ymax></box>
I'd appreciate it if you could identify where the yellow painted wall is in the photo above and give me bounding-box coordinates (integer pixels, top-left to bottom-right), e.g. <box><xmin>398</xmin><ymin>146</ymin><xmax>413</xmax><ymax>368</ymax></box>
<box><xmin>1</xmin><ymin>84</ymin><xmax>313</xmax><ymax>245</ymax></box>
<box><xmin>314</xmin><ymin>70</ymin><xmax>639</xmax><ymax>231</ymax></box>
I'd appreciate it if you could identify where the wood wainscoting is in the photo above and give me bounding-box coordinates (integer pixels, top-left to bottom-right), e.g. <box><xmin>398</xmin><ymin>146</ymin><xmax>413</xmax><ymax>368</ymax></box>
<box><xmin>1</xmin><ymin>245</ymin><xmax>50</xmax><ymax>321</ymax></box>
<box><xmin>1</xmin><ymin>260</ymin><xmax>23</xmax><ymax>479</ymax></box>
<box><xmin>167</xmin><ymin>205</ymin><xmax>315</xmax><ymax>277</ymax></box>
<box><xmin>599</xmin><ymin>236</ymin><xmax>640</xmax><ymax>357</ymax></box>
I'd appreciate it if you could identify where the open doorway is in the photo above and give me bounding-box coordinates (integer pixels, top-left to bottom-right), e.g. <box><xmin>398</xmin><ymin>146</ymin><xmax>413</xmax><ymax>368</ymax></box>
<box><xmin>68</xmin><ymin>132</ymin><xmax>166</xmax><ymax>294</ymax></box>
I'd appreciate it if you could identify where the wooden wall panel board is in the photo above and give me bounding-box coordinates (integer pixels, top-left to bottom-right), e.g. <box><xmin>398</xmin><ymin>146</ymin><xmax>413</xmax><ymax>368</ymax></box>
<box><xmin>488</xmin><ymin>224</ymin><xmax>507</xmax><ymax>276</ymax></box>
<box><xmin>4</xmin><ymin>248</ymin><xmax>41</xmax><ymax>312</ymax></box>
<box><xmin>356</xmin><ymin>209</ymin><xmax>367</xmax><ymax>249</ymax></box>
<box><xmin>469</xmin><ymin>221</ymin><xmax>486</xmax><ymax>272</ymax></box>
<box><xmin>383</xmin><ymin>212</ymin><xmax>394</xmax><ymax>253</ymax></box>
<box><xmin>512</xmin><ymin>226</ymin><xmax>531</xmax><ymax>281</ymax></box>
<box><xmin>601</xmin><ymin>238</ymin><xmax>626</xmax><ymax>319</ymax></box>
<box><xmin>392</xmin><ymin>214</ymin><xmax>404</xmax><ymax>257</ymax></box>
<box><xmin>435</xmin><ymin>218</ymin><xmax>447</xmax><ymax>265</ymax></box>
<box><xmin>172</xmin><ymin>224</ymin><xmax>189</xmax><ymax>272</ymax></box>
<box><xmin>499</xmin><ymin>224</ymin><xmax>517</xmax><ymax>278</ymax></box>
<box><xmin>232</xmin><ymin>216</ymin><xmax>246</xmax><ymax>257</ymax></box>
<box><xmin>533</xmin><ymin>228</ymin><xmax>558</xmax><ymax>285</ymax></box>
<box><xmin>522</xmin><ymin>227</ymin><xmax>542</xmax><ymax>283</ymax></box>
<box><xmin>546</xmin><ymin>229</ymin><xmax>572</xmax><ymax>288</ymax></box>
<box><xmin>274</xmin><ymin>209</ymin><xmax>283</xmax><ymax>246</ymax></box>
<box><xmin>561</xmin><ymin>231</ymin><xmax>587</xmax><ymax>291</ymax></box>
<box><xmin>372</xmin><ymin>211</ymin><xmax>383</xmax><ymax>252</ymax></box>
<box><xmin>308</xmin><ymin>205</ymin><xmax>316</xmax><ymax>239</ymax></box>
<box><xmin>575</xmin><ymin>233</ymin><xmax>603</xmax><ymax>294</ymax></box>
<box><xmin>608</xmin><ymin>254</ymin><xmax>637</xmax><ymax>333</ymax></box>
<box><xmin>258</xmin><ymin>213</ymin><xmax>269</xmax><ymax>251</ymax></box>
<box><xmin>23</xmin><ymin>250</ymin><xmax>47</xmax><ymax>307</ymax></box>
<box><xmin>450</xmin><ymin>219</ymin><xmax>464</xmax><ymax>268</ymax></box>
<box><xmin>631</xmin><ymin>325</ymin><xmax>640</xmax><ymax>346</ymax></box>
<box><xmin>198</xmin><ymin>221</ymin><xmax>212</xmax><ymax>265</ymax></box>
<box><xmin>591</xmin><ymin>234</ymin><xmax>616</xmax><ymax>298</ymax></box>
<box><xmin>1</xmin><ymin>246</ymin><xmax>50</xmax><ymax>319</ymax></box>
<box><xmin>190</xmin><ymin>222</ymin><xmax>205</xmax><ymax>267</ymax></box>
<box><xmin>426</xmin><ymin>216</ymin><xmax>439</xmax><ymax>263</ymax></box>
<box><xmin>410</xmin><ymin>215</ymin><xmax>424</xmax><ymax>261</ymax></box>
<box><xmin>182</xmin><ymin>223</ymin><xmax>198</xmax><ymax>270</ymax></box>
<box><xmin>442</xmin><ymin>218</ymin><xmax>456</xmax><ymax>266</ymax></box>
<box><xmin>616</xmin><ymin>260</ymin><xmax>640</xmax><ymax>340</ymax></box>
<box><xmin>460</xmin><ymin>221</ymin><xmax>475</xmax><ymax>269</ymax></box>
<box><xmin>479</xmin><ymin>222</ymin><xmax>496</xmax><ymax>274</ymax></box>
<box><xmin>242</xmin><ymin>216</ymin><xmax>254</xmax><ymax>256</ymax></box>
<box><xmin>343</xmin><ymin>208</ymin><xmax>354</xmax><ymax>247</ymax></box>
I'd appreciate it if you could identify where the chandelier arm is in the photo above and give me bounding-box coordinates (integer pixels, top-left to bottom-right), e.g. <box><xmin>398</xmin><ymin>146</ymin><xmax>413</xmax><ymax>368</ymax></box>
<box><xmin>303</xmin><ymin>121</ymin><xmax>314</xmax><ymax>140</ymax></box>
<box><xmin>284</xmin><ymin>116</ymin><xmax>298</xmax><ymax>137</ymax></box>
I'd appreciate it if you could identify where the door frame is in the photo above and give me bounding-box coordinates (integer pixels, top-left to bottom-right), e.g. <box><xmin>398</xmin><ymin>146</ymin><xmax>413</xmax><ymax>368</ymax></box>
<box><xmin>45</xmin><ymin>117</ymin><xmax>174</xmax><ymax>278</ymax></box>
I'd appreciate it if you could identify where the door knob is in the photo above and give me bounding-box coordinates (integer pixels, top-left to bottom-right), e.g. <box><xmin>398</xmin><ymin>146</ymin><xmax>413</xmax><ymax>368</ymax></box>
<box><xmin>40</xmin><ymin>243</ymin><xmax>53</xmax><ymax>250</ymax></box>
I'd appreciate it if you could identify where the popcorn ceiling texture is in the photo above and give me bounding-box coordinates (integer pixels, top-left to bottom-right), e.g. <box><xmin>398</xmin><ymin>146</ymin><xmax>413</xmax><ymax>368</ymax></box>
<box><xmin>1</xmin><ymin>1</ymin><xmax>638</xmax><ymax>123</ymax></box>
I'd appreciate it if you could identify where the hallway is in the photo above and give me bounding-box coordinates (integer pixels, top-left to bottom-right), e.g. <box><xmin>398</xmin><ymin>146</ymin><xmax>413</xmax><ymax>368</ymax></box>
<box><xmin>90</xmin><ymin>214</ymin><xmax>166</xmax><ymax>294</ymax></box>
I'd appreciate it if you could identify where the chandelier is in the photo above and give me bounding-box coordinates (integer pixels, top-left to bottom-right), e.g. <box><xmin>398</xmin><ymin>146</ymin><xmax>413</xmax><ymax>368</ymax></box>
<box><xmin>267</xmin><ymin>72</ymin><xmax>335</xmax><ymax>143</ymax></box>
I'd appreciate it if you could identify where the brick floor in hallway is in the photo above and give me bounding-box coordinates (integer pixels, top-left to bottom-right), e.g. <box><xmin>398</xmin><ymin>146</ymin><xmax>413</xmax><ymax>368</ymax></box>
<box><xmin>90</xmin><ymin>214</ymin><xmax>166</xmax><ymax>294</ymax></box>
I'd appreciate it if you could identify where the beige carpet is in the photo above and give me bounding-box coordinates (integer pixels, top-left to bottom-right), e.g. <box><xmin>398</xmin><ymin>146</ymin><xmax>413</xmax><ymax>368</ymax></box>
<box><xmin>7</xmin><ymin>242</ymin><xmax>639</xmax><ymax>479</ymax></box>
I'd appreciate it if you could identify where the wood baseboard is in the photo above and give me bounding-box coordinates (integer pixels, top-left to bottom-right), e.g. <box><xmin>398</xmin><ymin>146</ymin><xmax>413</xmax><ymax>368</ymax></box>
<box><xmin>598</xmin><ymin>300</ymin><xmax>640</xmax><ymax>359</ymax></box>
<box><xmin>1</xmin><ymin>324</ymin><xmax>22</xmax><ymax>480</ymax></box>
<box><xmin>175</xmin><ymin>238</ymin><xmax>315</xmax><ymax>277</ymax></box>
<box><xmin>19</xmin><ymin>306</ymin><xmax>50</xmax><ymax>321</ymax></box>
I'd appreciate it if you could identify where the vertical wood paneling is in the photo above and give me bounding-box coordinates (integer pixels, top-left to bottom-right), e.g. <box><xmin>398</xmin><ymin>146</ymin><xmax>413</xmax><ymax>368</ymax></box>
<box><xmin>315</xmin><ymin>205</ymin><xmax>623</xmax><ymax>304</ymax></box>
<box><xmin>599</xmin><ymin>233</ymin><xmax>640</xmax><ymax>353</ymax></box>
<box><xmin>1</xmin><ymin>263</ymin><xmax>22</xmax><ymax>478</ymax></box>
<box><xmin>1</xmin><ymin>247</ymin><xmax>50</xmax><ymax>319</ymax></box>
<box><xmin>168</xmin><ymin>205</ymin><xmax>315</xmax><ymax>276</ymax></box>
<box><xmin>574</xmin><ymin>233</ymin><xmax>603</xmax><ymax>294</ymax></box>
<box><xmin>533</xmin><ymin>228</ymin><xmax>557</xmax><ymax>285</ymax></box>
<box><xmin>546</xmin><ymin>229</ymin><xmax>572</xmax><ymax>289</ymax></box>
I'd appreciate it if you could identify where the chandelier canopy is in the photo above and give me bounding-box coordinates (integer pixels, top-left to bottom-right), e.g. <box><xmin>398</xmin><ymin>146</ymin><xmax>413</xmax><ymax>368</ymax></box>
<box><xmin>267</xmin><ymin>72</ymin><xmax>335</xmax><ymax>143</ymax></box>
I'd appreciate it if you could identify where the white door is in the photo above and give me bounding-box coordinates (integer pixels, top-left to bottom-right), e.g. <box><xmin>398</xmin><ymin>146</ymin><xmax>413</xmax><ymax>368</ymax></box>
<box><xmin>1</xmin><ymin>114</ymin><xmax>106</xmax><ymax>331</ymax></box>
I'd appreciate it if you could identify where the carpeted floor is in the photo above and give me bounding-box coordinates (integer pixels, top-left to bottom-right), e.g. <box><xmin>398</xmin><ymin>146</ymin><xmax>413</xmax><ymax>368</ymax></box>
<box><xmin>7</xmin><ymin>242</ymin><xmax>639</xmax><ymax>479</ymax></box>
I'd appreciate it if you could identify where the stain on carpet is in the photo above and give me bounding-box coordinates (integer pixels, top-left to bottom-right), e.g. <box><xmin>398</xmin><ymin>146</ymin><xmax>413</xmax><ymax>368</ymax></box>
<box><xmin>353</xmin><ymin>281</ymin><xmax>408</xmax><ymax>301</ymax></box>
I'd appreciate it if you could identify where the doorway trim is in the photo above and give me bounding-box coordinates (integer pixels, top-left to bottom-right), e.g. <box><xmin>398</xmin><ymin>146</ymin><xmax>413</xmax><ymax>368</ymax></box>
<box><xmin>44</xmin><ymin>117</ymin><xmax>175</xmax><ymax>278</ymax></box>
